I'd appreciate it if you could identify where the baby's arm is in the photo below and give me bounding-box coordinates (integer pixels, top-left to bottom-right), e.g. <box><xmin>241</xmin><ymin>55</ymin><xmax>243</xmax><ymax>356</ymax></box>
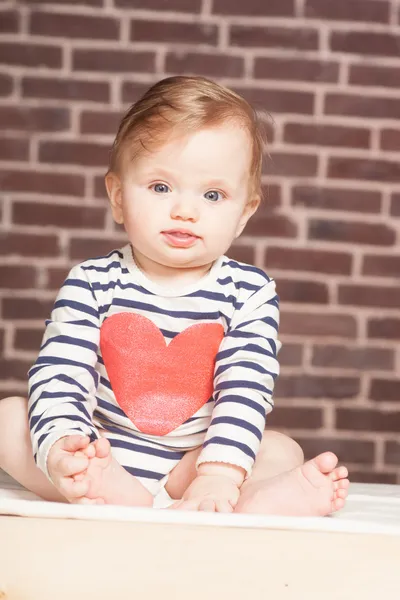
<box><xmin>176</xmin><ymin>280</ymin><xmax>280</xmax><ymax>512</ymax></box>
<box><xmin>28</xmin><ymin>264</ymin><xmax>101</xmax><ymax>486</ymax></box>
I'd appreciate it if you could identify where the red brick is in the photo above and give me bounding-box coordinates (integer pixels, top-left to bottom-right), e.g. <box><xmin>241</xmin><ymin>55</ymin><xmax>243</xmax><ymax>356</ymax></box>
<box><xmin>267</xmin><ymin>406</ymin><xmax>322</xmax><ymax>429</ymax></box>
<box><xmin>368</xmin><ymin>318</ymin><xmax>400</xmax><ymax>340</ymax></box>
<box><xmin>22</xmin><ymin>77</ymin><xmax>110</xmax><ymax>103</ymax></box>
<box><xmin>0</xmin><ymin>74</ymin><xmax>13</xmax><ymax>97</ymax></box>
<box><xmin>255</xmin><ymin>58</ymin><xmax>338</xmax><ymax>83</ymax></box>
<box><xmin>80</xmin><ymin>111</ymin><xmax>122</xmax><ymax>135</ymax></box>
<box><xmin>275</xmin><ymin>375</ymin><xmax>359</xmax><ymax>399</ymax></box>
<box><xmin>121</xmin><ymin>81</ymin><xmax>155</xmax><ymax>105</ymax></box>
<box><xmin>73</xmin><ymin>50</ymin><xmax>155</xmax><ymax>73</ymax></box>
<box><xmin>0</xmin><ymin>266</ymin><xmax>36</xmax><ymax>290</ymax></box>
<box><xmin>349</xmin><ymin>471</ymin><xmax>397</xmax><ymax>485</ymax></box>
<box><xmin>278</xmin><ymin>343</ymin><xmax>303</xmax><ymax>366</ymax></box>
<box><xmin>266</xmin><ymin>247</ymin><xmax>352</xmax><ymax>275</ymax></box>
<box><xmin>12</xmin><ymin>201</ymin><xmax>107</xmax><ymax>230</ymax></box>
<box><xmin>0</xmin><ymin>169</ymin><xmax>84</xmax><ymax>196</ymax></box>
<box><xmin>269</xmin><ymin>152</ymin><xmax>318</xmax><ymax>177</ymax></box>
<box><xmin>230</xmin><ymin>25</ymin><xmax>318</xmax><ymax>50</ymax></box>
<box><xmin>0</xmin><ymin>232</ymin><xmax>59</xmax><ymax>257</ymax></box>
<box><xmin>385</xmin><ymin>442</ymin><xmax>400</xmax><ymax>466</ymax></box>
<box><xmin>39</xmin><ymin>141</ymin><xmax>109</xmax><ymax>167</ymax></box>
<box><xmin>30</xmin><ymin>11</ymin><xmax>119</xmax><ymax>39</ymax></box>
<box><xmin>277</xmin><ymin>280</ymin><xmax>329</xmax><ymax>304</ymax></box>
<box><xmin>325</xmin><ymin>93</ymin><xmax>400</xmax><ymax>120</ymax></box>
<box><xmin>226</xmin><ymin>245</ymin><xmax>255</xmax><ymax>264</ymax></box>
<box><xmin>280</xmin><ymin>312</ymin><xmax>357</xmax><ymax>338</ymax></box>
<box><xmin>213</xmin><ymin>0</ymin><xmax>294</xmax><ymax>16</ymax></box>
<box><xmin>381</xmin><ymin>129</ymin><xmax>400</xmax><ymax>152</ymax></box>
<box><xmin>292</xmin><ymin>186</ymin><xmax>382</xmax><ymax>214</ymax></box>
<box><xmin>362</xmin><ymin>254</ymin><xmax>400</xmax><ymax>278</ymax></box>
<box><xmin>309</xmin><ymin>219</ymin><xmax>395</xmax><ymax>246</ymax></box>
<box><xmin>46</xmin><ymin>267</ymin><xmax>70</xmax><ymax>291</ymax></box>
<box><xmin>305</xmin><ymin>0</ymin><xmax>389</xmax><ymax>22</ymax></box>
<box><xmin>0</xmin><ymin>328</ymin><xmax>4</xmax><ymax>354</ymax></box>
<box><xmin>331</xmin><ymin>31</ymin><xmax>399</xmax><ymax>58</ymax></box>
<box><xmin>234</xmin><ymin>87</ymin><xmax>314</xmax><ymax>115</ymax></box>
<box><xmin>165</xmin><ymin>52</ymin><xmax>244</xmax><ymax>78</ymax></box>
<box><xmin>69</xmin><ymin>237</ymin><xmax>126</xmax><ymax>261</ymax></box>
<box><xmin>370</xmin><ymin>379</ymin><xmax>400</xmax><ymax>402</ymax></box>
<box><xmin>94</xmin><ymin>175</ymin><xmax>107</xmax><ymax>199</ymax></box>
<box><xmin>2</xmin><ymin>298</ymin><xmax>54</xmax><ymax>321</ymax></box>
<box><xmin>0</xmin><ymin>359</ymin><xmax>33</xmax><ymax>381</ymax></box>
<box><xmin>130</xmin><ymin>20</ymin><xmax>218</xmax><ymax>45</ymax></box>
<box><xmin>27</xmin><ymin>0</ymin><xmax>103</xmax><ymax>4</ymax></box>
<box><xmin>0</xmin><ymin>137</ymin><xmax>29</xmax><ymax>161</ymax></box>
<box><xmin>0</xmin><ymin>106</ymin><xmax>70</xmax><ymax>132</ymax></box>
<box><xmin>284</xmin><ymin>123</ymin><xmax>370</xmax><ymax>148</ymax></box>
<box><xmin>116</xmin><ymin>0</ymin><xmax>201</xmax><ymax>9</ymax></box>
<box><xmin>391</xmin><ymin>194</ymin><xmax>400</xmax><ymax>216</ymax></box>
<box><xmin>312</xmin><ymin>345</ymin><xmax>394</xmax><ymax>371</ymax></box>
<box><xmin>0</xmin><ymin>9</ymin><xmax>19</xmax><ymax>33</ymax></box>
<box><xmin>296</xmin><ymin>437</ymin><xmax>375</xmax><ymax>464</ymax></box>
<box><xmin>244</xmin><ymin>214</ymin><xmax>297</xmax><ymax>238</ymax></box>
<box><xmin>14</xmin><ymin>328</ymin><xmax>43</xmax><ymax>352</ymax></box>
<box><xmin>0</xmin><ymin>42</ymin><xmax>62</xmax><ymax>68</ymax></box>
<box><xmin>339</xmin><ymin>285</ymin><xmax>400</xmax><ymax>309</ymax></box>
<box><xmin>328</xmin><ymin>156</ymin><xmax>400</xmax><ymax>184</ymax></box>
<box><xmin>350</xmin><ymin>64</ymin><xmax>400</xmax><ymax>89</ymax></box>
<box><xmin>337</xmin><ymin>409</ymin><xmax>400</xmax><ymax>433</ymax></box>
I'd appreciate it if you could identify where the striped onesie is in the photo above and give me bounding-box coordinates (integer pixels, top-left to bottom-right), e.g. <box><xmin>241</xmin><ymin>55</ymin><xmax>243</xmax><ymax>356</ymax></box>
<box><xmin>28</xmin><ymin>244</ymin><xmax>281</xmax><ymax>496</ymax></box>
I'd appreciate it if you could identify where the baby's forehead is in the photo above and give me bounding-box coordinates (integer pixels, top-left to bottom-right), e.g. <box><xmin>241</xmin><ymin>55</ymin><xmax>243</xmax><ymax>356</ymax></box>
<box><xmin>135</xmin><ymin>124</ymin><xmax>252</xmax><ymax>173</ymax></box>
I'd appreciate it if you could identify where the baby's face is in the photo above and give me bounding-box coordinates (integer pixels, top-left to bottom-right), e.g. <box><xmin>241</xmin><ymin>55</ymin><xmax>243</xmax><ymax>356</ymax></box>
<box><xmin>108</xmin><ymin>122</ymin><xmax>257</xmax><ymax>273</ymax></box>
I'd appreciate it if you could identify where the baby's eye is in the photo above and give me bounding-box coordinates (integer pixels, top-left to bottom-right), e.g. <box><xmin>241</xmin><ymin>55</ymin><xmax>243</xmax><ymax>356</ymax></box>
<box><xmin>204</xmin><ymin>190</ymin><xmax>224</xmax><ymax>202</ymax></box>
<box><xmin>151</xmin><ymin>183</ymin><xmax>170</xmax><ymax>194</ymax></box>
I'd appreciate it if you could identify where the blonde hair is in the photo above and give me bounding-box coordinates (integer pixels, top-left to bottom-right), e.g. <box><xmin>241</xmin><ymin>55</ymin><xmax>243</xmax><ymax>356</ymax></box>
<box><xmin>108</xmin><ymin>76</ymin><xmax>269</xmax><ymax>202</ymax></box>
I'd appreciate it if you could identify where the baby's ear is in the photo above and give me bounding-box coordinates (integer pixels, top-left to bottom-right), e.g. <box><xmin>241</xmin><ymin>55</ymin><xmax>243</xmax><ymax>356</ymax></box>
<box><xmin>105</xmin><ymin>172</ymin><xmax>124</xmax><ymax>225</ymax></box>
<box><xmin>235</xmin><ymin>195</ymin><xmax>260</xmax><ymax>238</ymax></box>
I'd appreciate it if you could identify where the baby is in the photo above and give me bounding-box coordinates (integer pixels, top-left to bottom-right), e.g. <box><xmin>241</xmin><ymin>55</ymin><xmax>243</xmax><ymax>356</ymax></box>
<box><xmin>0</xmin><ymin>76</ymin><xmax>349</xmax><ymax>515</ymax></box>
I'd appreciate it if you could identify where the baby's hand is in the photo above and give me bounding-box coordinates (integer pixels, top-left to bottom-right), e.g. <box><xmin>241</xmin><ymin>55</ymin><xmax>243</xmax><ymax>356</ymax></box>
<box><xmin>47</xmin><ymin>435</ymin><xmax>93</xmax><ymax>502</ymax></box>
<box><xmin>172</xmin><ymin>474</ymin><xmax>240</xmax><ymax>513</ymax></box>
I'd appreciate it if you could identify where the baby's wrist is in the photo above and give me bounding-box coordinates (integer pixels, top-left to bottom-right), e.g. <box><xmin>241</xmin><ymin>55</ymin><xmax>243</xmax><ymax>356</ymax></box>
<box><xmin>197</xmin><ymin>462</ymin><xmax>245</xmax><ymax>486</ymax></box>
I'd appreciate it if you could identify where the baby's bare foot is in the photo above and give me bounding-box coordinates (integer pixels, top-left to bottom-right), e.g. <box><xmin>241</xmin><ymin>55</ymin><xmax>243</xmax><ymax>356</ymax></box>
<box><xmin>235</xmin><ymin>452</ymin><xmax>349</xmax><ymax>517</ymax></box>
<box><xmin>74</xmin><ymin>438</ymin><xmax>153</xmax><ymax>507</ymax></box>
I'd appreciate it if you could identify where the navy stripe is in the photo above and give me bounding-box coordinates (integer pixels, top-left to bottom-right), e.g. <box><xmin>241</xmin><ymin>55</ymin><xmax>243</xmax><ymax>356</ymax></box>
<box><xmin>41</xmin><ymin>335</ymin><xmax>98</xmax><ymax>354</ymax></box>
<box><xmin>96</xmin><ymin>396</ymin><xmax>126</xmax><ymax>417</ymax></box>
<box><xmin>31</xmin><ymin>413</ymin><xmax>93</xmax><ymax>434</ymax></box>
<box><xmin>217</xmin><ymin>276</ymin><xmax>260</xmax><ymax>292</ymax></box>
<box><xmin>29</xmin><ymin>391</ymin><xmax>92</xmax><ymax>421</ymax></box>
<box><xmin>236</xmin><ymin>316</ymin><xmax>279</xmax><ymax>332</ymax></box>
<box><xmin>123</xmin><ymin>466</ymin><xmax>165</xmax><ymax>480</ymax></box>
<box><xmin>186</xmin><ymin>289</ymin><xmax>244</xmax><ymax>309</ymax></box>
<box><xmin>81</xmin><ymin>260</ymin><xmax>127</xmax><ymax>273</ymax></box>
<box><xmin>29</xmin><ymin>374</ymin><xmax>88</xmax><ymax>397</ymax></box>
<box><xmin>101</xmin><ymin>298</ymin><xmax>221</xmax><ymax>321</ymax></box>
<box><xmin>217</xmin><ymin>343</ymin><xmax>275</xmax><ymax>361</ymax></box>
<box><xmin>202</xmin><ymin>436</ymin><xmax>256</xmax><ymax>460</ymax></box>
<box><xmin>214</xmin><ymin>394</ymin><xmax>268</xmax><ymax>416</ymax></box>
<box><xmin>106</xmin><ymin>437</ymin><xmax>185</xmax><ymax>460</ymax></box>
<box><xmin>215</xmin><ymin>380</ymin><xmax>273</xmax><ymax>395</ymax></box>
<box><xmin>215</xmin><ymin>360</ymin><xmax>278</xmax><ymax>379</ymax></box>
<box><xmin>209</xmin><ymin>416</ymin><xmax>262</xmax><ymax>441</ymax></box>
<box><xmin>54</xmin><ymin>299</ymin><xmax>99</xmax><ymax>320</ymax></box>
<box><xmin>64</xmin><ymin>278</ymin><xmax>93</xmax><ymax>292</ymax></box>
<box><xmin>30</xmin><ymin>357</ymin><xmax>99</xmax><ymax>386</ymax></box>
<box><xmin>91</xmin><ymin>279</ymin><xmax>154</xmax><ymax>296</ymax></box>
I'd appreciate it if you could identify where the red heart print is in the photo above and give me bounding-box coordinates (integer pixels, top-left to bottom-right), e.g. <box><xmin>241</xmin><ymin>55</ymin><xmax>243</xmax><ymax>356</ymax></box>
<box><xmin>100</xmin><ymin>312</ymin><xmax>224</xmax><ymax>436</ymax></box>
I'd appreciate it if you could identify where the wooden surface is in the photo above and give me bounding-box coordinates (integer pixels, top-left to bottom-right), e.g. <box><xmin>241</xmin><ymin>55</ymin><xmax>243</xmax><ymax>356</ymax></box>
<box><xmin>1</xmin><ymin>515</ymin><xmax>400</xmax><ymax>600</ymax></box>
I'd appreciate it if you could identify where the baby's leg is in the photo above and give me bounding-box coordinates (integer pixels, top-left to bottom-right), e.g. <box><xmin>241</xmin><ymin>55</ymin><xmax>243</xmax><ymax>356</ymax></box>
<box><xmin>235</xmin><ymin>431</ymin><xmax>349</xmax><ymax>516</ymax></box>
<box><xmin>0</xmin><ymin>396</ymin><xmax>64</xmax><ymax>502</ymax></box>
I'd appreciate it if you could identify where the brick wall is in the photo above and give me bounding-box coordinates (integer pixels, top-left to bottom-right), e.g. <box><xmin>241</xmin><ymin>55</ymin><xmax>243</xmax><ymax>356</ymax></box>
<box><xmin>1</xmin><ymin>0</ymin><xmax>400</xmax><ymax>483</ymax></box>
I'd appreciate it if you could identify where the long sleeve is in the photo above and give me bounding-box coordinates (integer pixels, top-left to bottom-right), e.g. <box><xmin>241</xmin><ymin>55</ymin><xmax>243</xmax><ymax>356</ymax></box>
<box><xmin>28</xmin><ymin>264</ymin><xmax>101</xmax><ymax>478</ymax></box>
<box><xmin>196</xmin><ymin>280</ymin><xmax>280</xmax><ymax>476</ymax></box>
